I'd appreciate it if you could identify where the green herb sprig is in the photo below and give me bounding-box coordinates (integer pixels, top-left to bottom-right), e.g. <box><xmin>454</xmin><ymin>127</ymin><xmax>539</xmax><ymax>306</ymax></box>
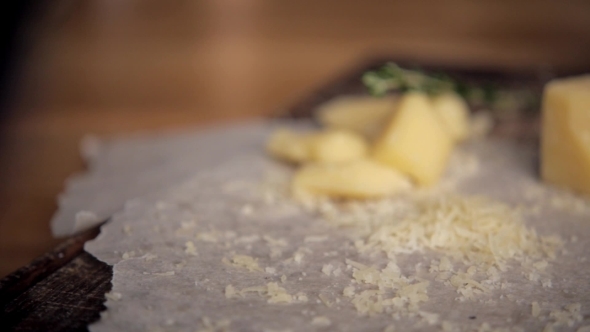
<box><xmin>362</xmin><ymin>63</ymin><xmax>455</xmax><ymax>97</ymax></box>
<box><xmin>362</xmin><ymin>63</ymin><xmax>540</xmax><ymax>115</ymax></box>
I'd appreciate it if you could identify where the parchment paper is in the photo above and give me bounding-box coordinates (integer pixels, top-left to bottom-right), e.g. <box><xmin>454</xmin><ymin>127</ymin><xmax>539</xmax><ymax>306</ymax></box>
<box><xmin>51</xmin><ymin>120</ymin><xmax>315</xmax><ymax>237</ymax></box>
<box><xmin>84</xmin><ymin>134</ymin><xmax>590</xmax><ymax>332</ymax></box>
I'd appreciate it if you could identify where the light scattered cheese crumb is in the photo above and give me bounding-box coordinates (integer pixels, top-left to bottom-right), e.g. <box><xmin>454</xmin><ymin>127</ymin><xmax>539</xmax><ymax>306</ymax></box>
<box><xmin>122</xmin><ymin>225</ymin><xmax>132</xmax><ymax>235</ymax></box>
<box><xmin>344</xmin><ymin>258</ymin><xmax>429</xmax><ymax>315</ymax></box>
<box><xmin>180</xmin><ymin>220</ymin><xmax>196</xmax><ymax>229</ymax></box>
<box><xmin>196</xmin><ymin>232</ymin><xmax>219</xmax><ymax>243</ymax></box>
<box><xmin>418</xmin><ymin>311</ymin><xmax>439</xmax><ymax>325</ymax></box>
<box><xmin>105</xmin><ymin>292</ymin><xmax>122</xmax><ymax>301</ymax></box>
<box><xmin>266</xmin><ymin>282</ymin><xmax>293</xmax><ymax>304</ymax></box>
<box><xmin>234</xmin><ymin>235</ymin><xmax>260</xmax><ymax>244</ymax></box>
<box><xmin>343</xmin><ymin>286</ymin><xmax>355</xmax><ymax>297</ymax></box>
<box><xmin>548</xmin><ymin>303</ymin><xmax>583</xmax><ymax>327</ymax></box>
<box><xmin>383</xmin><ymin>325</ymin><xmax>396</xmax><ymax>332</ymax></box>
<box><xmin>184</xmin><ymin>241</ymin><xmax>198</xmax><ymax>256</ymax></box>
<box><xmin>122</xmin><ymin>251</ymin><xmax>135</xmax><ymax>260</ymax></box>
<box><xmin>142</xmin><ymin>253</ymin><xmax>158</xmax><ymax>261</ymax></box>
<box><xmin>449</xmin><ymin>272</ymin><xmax>488</xmax><ymax>302</ymax></box>
<box><xmin>225</xmin><ymin>255</ymin><xmax>263</xmax><ymax>272</ymax></box>
<box><xmin>240</xmin><ymin>204</ymin><xmax>254</xmax><ymax>216</ymax></box>
<box><xmin>322</xmin><ymin>264</ymin><xmax>334</xmax><ymax>276</ymax></box>
<box><xmin>263</xmin><ymin>235</ymin><xmax>288</xmax><ymax>247</ymax></box>
<box><xmin>293</xmin><ymin>252</ymin><xmax>304</xmax><ymax>264</ymax></box>
<box><xmin>441</xmin><ymin>320</ymin><xmax>459</xmax><ymax>332</ymax></box>
<box><xmin>533</xmin><ymin>260</ymin><xmax>548</xmax><ymax>270</ymax></box>
<box><xmin>296</xmin><ymin>292</ymin><xmax>308</xmax><ymax>302</ymax></box>
<box><xmin>318</xmin><ymin>294</ymin><xmax>332</xmax><ymax>307</ymax></box>
<box><xmin>225</xmin><ymin>285</ymin><xmax>237</xmax><ymax>299</ymax></box>
<box><xmin>439</xmin><ymin>257</ymin><xmax>453</xmax><ymax>272</ymax></box>
<box><xmin>304</xmin><ymin>235</ymin><xmax>328</xmax><ymax>243</ymax></box>
<box><xmin>311</xmin><ymin>316</ymin><xmax>332</xmax><ymax>327</ymax></box>
<box><xmin>532</xmin><ymin>301</ymin><xmax>541</xmax><ymax>317</ymax></box>
<box><xmin>543</xmin><ymin>323</ymin><xmax>555</xmax><ymax>332</ymax></box>
<box><xmin>197</xmin><ymin>317</ymin><xmax>231</xmax><ymax>332</ymax></box>
<box><xmin>270</xmin><ymin>247</ymin><xmax>283</xmax><ymax>259</ymax></box>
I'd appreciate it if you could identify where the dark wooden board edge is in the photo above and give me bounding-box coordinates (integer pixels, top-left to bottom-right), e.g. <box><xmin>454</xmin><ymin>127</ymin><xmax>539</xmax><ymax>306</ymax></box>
<box><xmin>1</xmin><ymin>56</ymin><xmax>584</xmax><ymax>331</ymax></box>
<box><xmin>0</xmin><ymin>253</ymin><xmax>112</xmax><ymax>331</ymax></box>
<box><xmin>0</xmin><ymin>225</ymin><xmax>103</xmax><ymax>307</ymax></box>
<box><xmin>0</xmin><ymin>223</ymin><xmax>111</xmax><ymax>331</ymax></box>
<box><xmin>285</xmin><ymin>56</ymin><xmax>545</xmax><ymax>120</ymax></box>
<box><xmin>284</xmin><ymin>55</ymin><xmax>590</xmax><ymax>123</ymax></box>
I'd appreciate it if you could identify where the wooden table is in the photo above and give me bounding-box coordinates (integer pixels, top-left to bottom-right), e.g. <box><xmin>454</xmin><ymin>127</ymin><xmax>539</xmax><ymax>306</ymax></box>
<box><xmin>2</xmin><ymin>0</ymin><xmax>590</xmax><ymax>284</ymax></box>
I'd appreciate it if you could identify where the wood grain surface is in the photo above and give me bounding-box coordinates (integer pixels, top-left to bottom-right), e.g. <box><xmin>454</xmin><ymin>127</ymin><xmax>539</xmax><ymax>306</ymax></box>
<box><xmin>1</xmin><ymin>0</ymin><xmax>590</xmax><ymax>278</ymax></box>
<box><xmin>0</xmin><ymin>224</ymin><xmax>111</xmax><ymax>332</ymax></box>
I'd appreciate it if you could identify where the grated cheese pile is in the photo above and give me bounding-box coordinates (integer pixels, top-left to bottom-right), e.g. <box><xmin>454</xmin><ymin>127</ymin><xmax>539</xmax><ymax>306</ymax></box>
<box><xmin>305</xmin><ymin>193</ymin><xmax>564</xmax><ymax>308</ymax></box>
<box><xmin>251</xmin><ymin>157</ymin><xmax>570</xmax><ymax>323</ymax></box>
<box><xmin>318</xmin><ymin>195</ymin><xmax>560</xmax><ymax>271</ymax></box>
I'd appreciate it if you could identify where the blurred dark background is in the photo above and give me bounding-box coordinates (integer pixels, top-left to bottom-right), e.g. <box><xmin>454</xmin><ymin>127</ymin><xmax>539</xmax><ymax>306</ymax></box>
<box><xmin>1</xmin><ymin>0</ymin><xmax>590</xmax><ymax>277</ymax></box>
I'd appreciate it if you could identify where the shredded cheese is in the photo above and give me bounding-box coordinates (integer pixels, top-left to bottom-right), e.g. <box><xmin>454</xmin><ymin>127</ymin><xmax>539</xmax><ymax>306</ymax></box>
<box><xmin>184</xmin><ymin>241</ymin><xmax>198</xmax><ymax>256</ymax></box>
<box><xmin>223</xmin><ymin>255</ymin><xmax>263</xmax><ymax>272</ymax></box>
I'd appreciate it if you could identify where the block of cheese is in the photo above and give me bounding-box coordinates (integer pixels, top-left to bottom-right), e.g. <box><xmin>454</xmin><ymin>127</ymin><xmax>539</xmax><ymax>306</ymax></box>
<box><xmin>308</xmin><ymin>130</ymin><xmax>369</xmax><ymax>163</ymax></box>
<box><xmin>266</xmin><ymin>128</ymin><xmax>368</xmax><ymax>164</ymax></box>
<box><xmin>372</xmin><ymin>92</ymin><xmax>454</xmax><ymax>186</ymax></box>
<box><xmin>541</xmin><ymin>75</ymin><xmax>590</xmax><ymax>195</ymax></box>
<box><xmin>292</xmin><ymin>159</ymin><xmax>412</xmax><ymax>199</ymax></box>
<box><xmin>431</xmin><ymin>92</ymin><xmax>470</xmax><ymax>142</ymax></box>
<box><xmin>316</xmin><ymin>96</ymin><xmax>397</xmax><ymax>139</ymax></box>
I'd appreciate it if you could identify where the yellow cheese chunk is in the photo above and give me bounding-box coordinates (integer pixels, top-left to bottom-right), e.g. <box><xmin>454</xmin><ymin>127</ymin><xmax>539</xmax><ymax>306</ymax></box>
<box><xmin>308</xmin><ymin>130</ymin><xmax>369</xmax><ymax>163</ymax></box>
<box><xmin>266</xmin><ymin>128</ymin><xmax>311</xmax><ymax>163</ymax></box>
<box><xmin>372</xmin><ymin>92</ymin><xmax>454</xmax><ymax>186</ymax></box>
<box><xmin>266</xmin><ymin>128</ymin><xmax>368</xmax><ymax>164</ymax></box>
<box><xmin>315</xmin><ymin>96</ymin><xmax>397</xmax><ymax>139</ymax></box>
<box><xmin>541</xmin><ymin>75</ymin><xmax>590</xmax><ymax>195</ymax></box>
<box><xmin>431</xmin><ymin>92</ymin><xmax>470</xmax><ymax>142</ymax></box>
<box><xmin>292</xmin><ymin>159</ymin><xmax>412</xmax><ymax>199</ymax></box>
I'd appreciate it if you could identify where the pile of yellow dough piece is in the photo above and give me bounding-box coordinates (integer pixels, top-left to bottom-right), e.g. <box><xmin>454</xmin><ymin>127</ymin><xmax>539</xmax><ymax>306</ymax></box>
<box><xmin>267</xmin><ymin>92</ymin><xmax>472</xmax><ymax>199</ymax></box>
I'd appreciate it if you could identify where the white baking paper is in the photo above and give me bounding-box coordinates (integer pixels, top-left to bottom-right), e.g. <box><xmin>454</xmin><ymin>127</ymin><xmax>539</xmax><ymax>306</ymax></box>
<box><xmin>51</xmin><ymin>120</ymin><xmax>315</xmax><ymax>237</ymax></box>
<box><xmin>85</xmin><ymin>137</ymin><xmax>590</xmax><ymax>332</ymax></box>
